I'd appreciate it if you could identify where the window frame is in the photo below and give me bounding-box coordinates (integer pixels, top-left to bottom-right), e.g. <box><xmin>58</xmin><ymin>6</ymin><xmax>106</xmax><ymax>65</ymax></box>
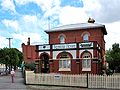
<box><xmin>59</xmin><ymin>35</ymin><xmax>65</xmax><ymax>43</ymax></box>
<box><xmin>59</xmin><ymin>58</ymin><xmax>71</xmax><ymax>71</ymax></box>
<box><xmin>82</xmin><ymin>52</ymin><xmax>91</xmax><ymax>71</ymax></box>
<box><xmin>83</xmin><ymin>33</ymin><xmax>89</xmax><ymax>41</ymax></box>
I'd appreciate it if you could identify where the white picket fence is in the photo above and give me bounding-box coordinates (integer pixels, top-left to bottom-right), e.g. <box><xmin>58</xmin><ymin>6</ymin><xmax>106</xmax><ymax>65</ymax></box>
<box><xmin>25</xmin><ymin>71</ymin><xmax>120</xmax><ymax>89</ymax></box>
<box><xmin>88</xmin><ymin>74</ymin><xmax>120</xmax><ymax>89</ymax></box>
<box><xmin>25</xmin><ymin>71</ymin><xmax>87</xmax><ymax>87</ymax></box>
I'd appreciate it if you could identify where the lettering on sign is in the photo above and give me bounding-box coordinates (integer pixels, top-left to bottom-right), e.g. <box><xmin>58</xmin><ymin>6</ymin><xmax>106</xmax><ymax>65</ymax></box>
<box><xmin>53</xmin><ymin>43</ymin><xmax>76</xmax><ymax>49</ymax></box>
<box><xmin>38</xmin><ymin>45</ymin><xmax>50</xmax><ymax>50</ymax></box>
<box><xmin>79</xmin><ymin>42</ymin><xmax>93</xmax><ymax>48</ymax></box>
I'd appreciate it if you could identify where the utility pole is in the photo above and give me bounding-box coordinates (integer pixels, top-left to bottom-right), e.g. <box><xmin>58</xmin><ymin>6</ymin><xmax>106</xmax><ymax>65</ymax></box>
<box><xmin>6</xmin><ymin>38</ymin><xmax>13</xmax><ymax>73</ymax></box>
<box><xmin>6</xmin><ymin>38</ymin><xmax>13</xmax><ymax>48</ymax></box>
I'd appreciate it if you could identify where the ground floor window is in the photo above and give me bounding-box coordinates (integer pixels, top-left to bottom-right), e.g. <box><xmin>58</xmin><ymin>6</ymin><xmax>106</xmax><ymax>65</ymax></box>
<box><xmin>82</xmin><ymin>52</ymin><xmax>91</xmax><ymax>71</ymax></box>
<box><xmin>59</xmin><ymin>59</ymin><xmax>71</xmax><ymax>70</ymax></box>
<box><xmin>82</xmin><ymin>59</ymin><xmax>91</xmax><ymax>71</ymax></box>
<box><xmin>58</xmin><ymin>52</ymin><xmax>71</xmax><ymax>71</ymax></box>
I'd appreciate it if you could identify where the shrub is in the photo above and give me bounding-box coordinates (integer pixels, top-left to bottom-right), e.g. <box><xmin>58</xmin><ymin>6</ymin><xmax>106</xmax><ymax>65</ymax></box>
<box><xmin>25</xmin><ymin>62</ymin><xmax>35</xmax><ymax>71</ymax></box>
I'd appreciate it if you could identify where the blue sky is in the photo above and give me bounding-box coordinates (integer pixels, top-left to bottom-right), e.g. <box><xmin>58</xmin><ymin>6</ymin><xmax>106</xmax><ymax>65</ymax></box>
<box><xmin>0</xmin><ymin>0</ymin><xmax>120</xmax><ymax>51</ymax></box>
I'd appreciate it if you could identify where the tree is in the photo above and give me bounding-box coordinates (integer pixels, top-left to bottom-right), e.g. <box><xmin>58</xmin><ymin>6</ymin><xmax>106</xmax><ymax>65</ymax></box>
<box><xmin>106</xmin><ymin>43</ymin><xmax>120</xmax><ymax>72</ymax></box>
<box><xmin>0</xmin><ymin>48</ymin><xmax>10</xmax><ymax>71</ymax></box>
<box><xmin>0</xmin><ymin>48</ymin><xmax>23</xmax><ymax>71</ymax></box>
<box><xmin>14</xmin><ymin>48</ymin><xmax>23</xmax><ymax>67</ymax></box>
<box><xmin>9</xmin><ymin>48</ymin><xmax>19</xmax><ymax>70</ymax></box>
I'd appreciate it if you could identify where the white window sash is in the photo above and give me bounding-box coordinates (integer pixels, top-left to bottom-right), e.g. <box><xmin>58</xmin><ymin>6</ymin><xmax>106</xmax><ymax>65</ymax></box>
<box><xmin>59</xmin><ymin>59</ymin><xmax>71</xmax><ymax>71</ymax></box>
<box><xmin>82</xmin><ymin>59</ymin><xmax>91</xmax><ymax>71</ymax></box>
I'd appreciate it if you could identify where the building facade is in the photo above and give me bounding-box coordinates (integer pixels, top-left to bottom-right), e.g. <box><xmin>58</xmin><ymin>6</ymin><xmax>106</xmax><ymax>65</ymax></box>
<box><xmin>22</xmin><ymin>20</ymin><xmax>107</xmax><ymax>74</ymax></box>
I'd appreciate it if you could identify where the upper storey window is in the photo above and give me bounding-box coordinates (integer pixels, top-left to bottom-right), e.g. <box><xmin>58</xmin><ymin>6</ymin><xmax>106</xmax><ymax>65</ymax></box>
<box><xmin>82</xmin><ymin>32</ymin><xmax>90</xmax><ymax>42</ymax></box>
<box><xmin>59</xmin><ymin>35</ymin><xmax>65</xmax><ymax>43</ymax></box>
<box><xmin>83</xmin><ymin>34</ymin><xmax>89</xmax><ymax>41</ymax></box>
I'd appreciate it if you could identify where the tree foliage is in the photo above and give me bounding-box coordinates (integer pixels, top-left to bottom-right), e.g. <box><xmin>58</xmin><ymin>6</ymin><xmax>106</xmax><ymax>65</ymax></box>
<box><xmin>106</xmin><ymin>43</ymin><xmax>120</xmax><ymax>72</ymax></box>
<box><xmin>0</xmin><ymin>48</ymin><xmax>23</xmax><ymax>70</ymax></box>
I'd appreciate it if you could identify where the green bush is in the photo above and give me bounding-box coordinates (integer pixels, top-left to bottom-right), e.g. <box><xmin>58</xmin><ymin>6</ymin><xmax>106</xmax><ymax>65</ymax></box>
<box><xmin>25</xmin><ymin>62</ymin><xmax>35</xmax><ymax>71</ymax></box>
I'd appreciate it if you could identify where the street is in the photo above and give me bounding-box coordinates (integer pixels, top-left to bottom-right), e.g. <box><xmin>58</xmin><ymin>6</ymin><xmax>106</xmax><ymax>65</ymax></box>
<box><xmin>0</xmin><ymin>70</ymin><xmax>114</xmax><ymax>90</ymax></box>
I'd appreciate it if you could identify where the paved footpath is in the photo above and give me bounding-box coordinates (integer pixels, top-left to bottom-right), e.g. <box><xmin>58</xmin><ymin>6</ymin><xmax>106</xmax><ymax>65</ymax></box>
<box><xmin>0</xmin><ymin>70</ymin><xmax>113</xmax><ymax>90</ymax></box>
<box><xmin>0</xmin><ymin>70</ymin><xmax>28</xmax><ymax>90</ymax></box>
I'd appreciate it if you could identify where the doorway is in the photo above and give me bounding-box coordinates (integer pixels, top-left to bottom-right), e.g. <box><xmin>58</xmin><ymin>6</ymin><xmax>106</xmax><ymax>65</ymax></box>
<box><xmin>40</xmin><ymin>53</ymin><xmax>49</xmax><ymax>73</ymax></box>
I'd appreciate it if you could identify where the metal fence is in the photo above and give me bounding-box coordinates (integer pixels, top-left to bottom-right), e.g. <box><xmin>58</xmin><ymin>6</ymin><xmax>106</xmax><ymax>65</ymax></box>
<box><xmin>25</xmin><ymin>71</ymin><xmax>120</xmax><ymax>89</ymax></box>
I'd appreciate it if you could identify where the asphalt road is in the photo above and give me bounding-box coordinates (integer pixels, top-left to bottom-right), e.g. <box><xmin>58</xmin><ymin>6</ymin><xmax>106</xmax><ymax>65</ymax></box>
<box><xmin>0</xmin><ymin>70</ymin><xmax>114</xmax><ymax>90</ymax></box>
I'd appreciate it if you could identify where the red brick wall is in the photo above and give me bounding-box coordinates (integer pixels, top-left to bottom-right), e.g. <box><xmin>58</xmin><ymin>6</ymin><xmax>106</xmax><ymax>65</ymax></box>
<box><xmin>48</xmin><ymin>28</ymin><xmax>105</xmax><ymax>50</ymax></box>
<box><xmin>48</xmin><ymin>28</ymin><xmax>105</xmax><ymax>74</ymax></box>
<box><xmin>22</xmin><ymin>43</ymin><xmax>38</xmax><ymax>63</ymax></box>
<box><xmin>22</xmin><ymin>27</ymin><xmax>106</xmax><ymax>74</ymax></box>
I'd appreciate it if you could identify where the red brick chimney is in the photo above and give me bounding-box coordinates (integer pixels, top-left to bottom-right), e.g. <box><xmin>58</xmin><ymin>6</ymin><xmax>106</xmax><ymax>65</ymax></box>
<box><xmin>27</xmin><ymin>37</ymin><xmax>30</xmax><ymax>45</ymax></box>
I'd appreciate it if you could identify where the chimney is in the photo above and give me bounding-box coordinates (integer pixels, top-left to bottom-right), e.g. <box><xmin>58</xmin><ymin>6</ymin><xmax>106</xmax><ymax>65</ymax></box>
<box><xmin>27</xmin><ymin>37</ymin><xmax>30</xmax><ymax>45</ymax></box>
<box><xmin>88</xmin><ymin>17</ymin><xmax>95</xmax><ymax>23</ymax></box>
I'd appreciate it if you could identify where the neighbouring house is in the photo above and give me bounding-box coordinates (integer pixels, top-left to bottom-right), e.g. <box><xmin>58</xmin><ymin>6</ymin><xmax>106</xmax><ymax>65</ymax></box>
<box><xmin>22</xmin><ymin>18</ymin><xmax>107</xmax><ymax>74</ymax></box>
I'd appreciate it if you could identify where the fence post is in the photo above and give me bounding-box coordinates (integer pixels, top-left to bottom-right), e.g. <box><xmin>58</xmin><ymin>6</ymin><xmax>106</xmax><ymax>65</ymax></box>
<box><xmin>87</xmin><ymin>73</ymin><xmax>88</xmax><ymax>88</ymax></box>
<box><xmin>24</xmin><ymin>70</ymin><xmax>26</xmax><ymax>85</ymax></box>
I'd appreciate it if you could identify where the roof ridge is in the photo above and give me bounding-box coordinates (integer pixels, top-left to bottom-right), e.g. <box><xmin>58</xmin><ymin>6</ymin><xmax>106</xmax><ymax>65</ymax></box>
<box><xmin>45</xmin><ymin>23</ymin><xmax>107</xmax><ymax>35</ymax></box>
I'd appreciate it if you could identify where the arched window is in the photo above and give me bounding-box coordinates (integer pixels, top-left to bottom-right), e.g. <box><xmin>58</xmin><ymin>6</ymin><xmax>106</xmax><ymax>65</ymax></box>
<box><xmin>59</xmin><ymin>35</ymin><xmax>65</xmax><ymax>43</ymax></box>
<box><xmin>59</xmin><ymin>52</ymin><xmax>71</xmax><ymax>71</ymax></box>
<box><xmin>83</xmin><ymin>33</ymin><xmax>89</xmax><ymax>41</ymax></box>
<box><xmin>82</xmin><ymin>52</ymin><xmax>91</xmax><ymax>71</ymax></box>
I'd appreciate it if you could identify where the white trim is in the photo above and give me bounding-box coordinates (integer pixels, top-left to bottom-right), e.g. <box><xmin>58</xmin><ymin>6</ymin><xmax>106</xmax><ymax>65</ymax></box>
<box><xmin>82</xmin><ymin>68</ymin><xmax>91</xmax><ymax>71</ymax></box>
<box><xmin>59</xmin><ymin>68</ymin><xmax>71</xmax><ymax>71</ymax></box>
<box><xmin>59</xmin><ymin>58</ymin><xmax>70</xmax><ymax>60</ymax></box>
<box><xmin>79</xmin><ymin>49</ymin><xmax>93</xmax><ymax>58</ymax></box>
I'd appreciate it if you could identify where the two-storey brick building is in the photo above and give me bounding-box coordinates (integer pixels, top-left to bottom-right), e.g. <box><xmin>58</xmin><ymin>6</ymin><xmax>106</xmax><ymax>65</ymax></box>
<box><xmin>22</xmin><ymin>19</ymin><xmax>107</xmax><ymax>74</ymax></box>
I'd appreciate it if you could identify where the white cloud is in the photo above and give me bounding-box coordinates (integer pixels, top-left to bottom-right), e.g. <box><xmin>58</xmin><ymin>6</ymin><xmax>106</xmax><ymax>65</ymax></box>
<box><xmin>83</xmin><ymin>0</ymin><xmax>101</xmax><ymax>12</ymax></box>
<box><xmin>34</xmin><ymin>0</ymin><xmax>53</xmax><ymax>11</ymax></box>
<box><xmin>105</xmin><ymin>21</ymin><xmax>120</xmax><ymax>49</ymax></box>
<box><xmin>98</xmin><ymin>0</ymin><xmax>120</xmax><ymax>23</ymax></box>
<box><xmin>83</xmin><ymin>0</ymin><xmax>120</xmax><ymax>23</ymax></box>
<box><xmin>22</xmin><ymin>15</ymin><xmax>38</xmax><ymax>23</ymax></box>
<box><xmin>1</xmin><ymin>0</ymin><xmax>16</xmax><ymax>13</ymax></box>
<box><xmin>11</xmin><ymin>32</ymin><xmax>48</xmax><ymax>51</ymax></box>
<box><xmin>2</xmin><ymin>19</ymin><xmax>20</xmax><ymax>32</ymax></box>
<box><xmin>20</xmin><ymin>15</ymin><xmax>43</xmax><ymax>33</ymax></box>
<box><xmin>59</xmin><ymin>6</ymin><xmax>88</xmax><ymax>25</ymax></box>
<box><xmin>36</xmin><ymin>0</ymin><xmax>61</xmax><ymax>11</ymax></box>
<box><xmin>14</xmin><ymin>0</ymin><xmax>61</xmax><ymax>11</ymax></box>
<box><xmin>12</xmin><ymin>32</ymin><xmax>45</xmax><ymax>45</ymax></box>
<box><xmin>1</xmin><ymin>0</ymin><xmax>120</xmax><ymax>51</ymax></box>
<box><xmin>82</xmin><ymin>0</ymin><xmax>120</xmax><ymax>50</ymax></box>
<box><xmin>14</xmin><ymin>0</ymin><xmax>30</xmax><ymax>5</ymax></box>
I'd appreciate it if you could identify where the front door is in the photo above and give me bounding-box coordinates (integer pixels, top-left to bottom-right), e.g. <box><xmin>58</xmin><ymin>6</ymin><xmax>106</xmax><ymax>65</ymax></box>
<box><xmin>41</xmin><ymin>54</ymin><xmax>49</xmax><ymax>73</ymax></box>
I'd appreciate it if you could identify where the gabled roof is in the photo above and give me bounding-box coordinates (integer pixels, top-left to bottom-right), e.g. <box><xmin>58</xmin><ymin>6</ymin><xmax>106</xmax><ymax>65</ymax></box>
<box><xmin>45</xmin><ymin>23</ymin><xmax>107</xmax><ymax>35</ymax></box>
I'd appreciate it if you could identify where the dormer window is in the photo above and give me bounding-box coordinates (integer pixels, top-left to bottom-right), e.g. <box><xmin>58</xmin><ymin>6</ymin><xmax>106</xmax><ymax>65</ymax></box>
<box><xmin>59</xmin><ymin>35</ymin><xmax>65</xmax><ymax>43</ymax></box>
